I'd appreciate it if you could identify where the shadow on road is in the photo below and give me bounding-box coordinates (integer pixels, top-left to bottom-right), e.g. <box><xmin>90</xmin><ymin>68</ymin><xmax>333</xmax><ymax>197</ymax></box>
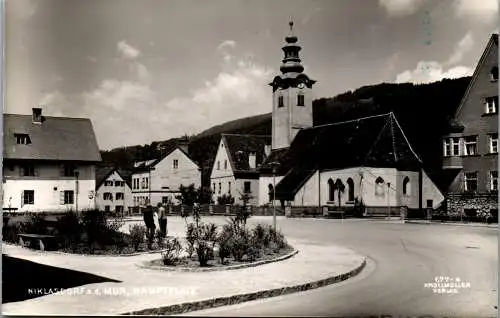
<box><xmin>2</xmin><ymin>254</ymin><xmax>121</xmax><ymax>304</ymax></box>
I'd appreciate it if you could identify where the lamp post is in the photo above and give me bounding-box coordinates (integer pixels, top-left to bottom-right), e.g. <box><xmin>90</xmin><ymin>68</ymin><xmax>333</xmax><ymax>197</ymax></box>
<box><xmin>75</xmin><ymin>171</ymin><xmax>80</xmax><ymax>215</ymax></box>
<box><xmin>270</xmin><ymin>161</ymin><xmax>280</xmax><ymax>233</ymax></box>
<box><xmin>387</xmin><ymin>182</ymin><xmax>391</xmax><ymax>219</ymax></box>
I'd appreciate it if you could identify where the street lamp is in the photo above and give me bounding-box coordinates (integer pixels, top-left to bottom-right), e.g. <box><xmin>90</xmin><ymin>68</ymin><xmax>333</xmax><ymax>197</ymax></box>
<box><xmin>270</xmin><ymin>161</ymin><xmax>280</xmax><ymax>233</ymax></box>
<box><xmin>75</xmin><ymin>171</ymin><xmax>80</xmax><ymax>215</ymax></box>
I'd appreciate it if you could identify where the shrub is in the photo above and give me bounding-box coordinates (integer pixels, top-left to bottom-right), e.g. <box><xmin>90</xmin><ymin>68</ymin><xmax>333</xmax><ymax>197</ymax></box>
<box><xmin>196</xmin><ymin>240</ymin><xmax>213</xmax><ymax>267</ymax></box>
<box><xmin>185</xmin><ymin>223</ymin><xmax>196</xmax><ymax>258</ymax></box>
<box><xmin>155</xmin><ymin>230</ymin><xmax>166</xmax><ymax>249</ymax></box>
<box><xmin>129</xmin><ymin>224</ymin><xmax>147</xmax><ymax>251</ymax></box>
<box><xmin>216</xmin><ymin>224</ymin><xmax>233</xmax><ymax>264</ymax></box>
<box><xmin>252</xmin><ymin>223</ymin><xmax>270</xmax><ymax>248</ymax></box>
<box><xmin>161</xmin><ymin>238</ymin><xmax>183</xmax><ymax>265</ymax></box>
<box><xmin>230</xmin><ymin>228</ymin><xmax>250</xmax><ymax>262</ymax></box>
<box><xmin>3</xmin><ymin>219</ymin><xmax>25</xmax><ymax>243</ymax></box>
<box><xmin>217</xmin><ymin>194</ymin><xmax>235</xmax><ymax>205</ymax></box>
<box><xmin>55</xmin><ymin>212</ymin><xmax>83</xmax><ymax>251</ymax></box>
<box><xmin>24</xmin><ymin>214</ymin><xmax>49</xmax><ymax>235</ymax></box>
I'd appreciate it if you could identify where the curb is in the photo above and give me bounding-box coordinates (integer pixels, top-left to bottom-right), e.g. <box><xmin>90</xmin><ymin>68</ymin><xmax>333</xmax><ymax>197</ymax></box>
<box><xmin>405</xmin><ymin>220</ymin><xmax>498</xmax><ymax>228</ymax></box>
<box><xmin>1</xmin><ymin>242</ymin><xmax>171</xmax><ymax>258</ymax></box>
<box><xmin>137</xmin><ymin>249</ymin><xmax>299</xmax><ymax>272</ymax></box>
<box><xmin>123</xmin><ymin>257</ymin><xmax>367</xmax><ymax>316</ymax></box>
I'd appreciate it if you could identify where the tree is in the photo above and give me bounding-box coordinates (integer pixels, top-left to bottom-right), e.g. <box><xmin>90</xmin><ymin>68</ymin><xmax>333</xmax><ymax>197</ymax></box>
<box><xmin>334</xmin><ymin>179</ymin><xmax>345</xmax><ymax>209</ymax></box>
<box><xmin>176</xmin><ymin>184</ymin><xmax>199</xmax><ymax>207</ymax></box>
<box><xmin>237</xmin><ymin>191</ymin><xmax>253</xmax><ymax>227</ymax></box>
<box><xmin>217</xmin><ymin>193</ymin><xmax>235</xmax><ymax>205</ymax></box>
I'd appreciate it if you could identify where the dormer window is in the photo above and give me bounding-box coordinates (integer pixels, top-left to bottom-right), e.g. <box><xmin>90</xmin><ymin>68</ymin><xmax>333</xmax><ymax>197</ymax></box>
<box><xmin>15</xmin><ymin>133</ymin><xmax>31</xmax><ymax>145</ymax></box>
<box><xmin>491</xmin><ymin>66</ymin><xmax>498</xmax><ymax>82</ymax></box>
<box><xmin>297</xmin><ymin>94</ymin><xmax>304</xmax><ymax>106</ymax></box>
<box><xmin>278</xmin><ymin>95</ymin><xmax>284</xmax><ymax>108</ymax></box>
<box><xmin>485</xmin><ymin>96</ymin><xmax>498</xmax><ymax>114</ymax></box>
<box><xmin>61</xmin><ymin>163</ymin><xmax>78</xmax><ymax>177</ymax></box>
<box><xmin>32</xmin><ymin>107</ymin><xmax>42</xmax><ymax>124</ymax></box>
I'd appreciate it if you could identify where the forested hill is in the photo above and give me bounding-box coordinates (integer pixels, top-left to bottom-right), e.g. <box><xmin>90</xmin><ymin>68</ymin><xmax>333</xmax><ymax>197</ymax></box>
<box><xmin>100</xmin><ymin>76</ymin><xmax>471</xmax><ymax>187</ymax></box>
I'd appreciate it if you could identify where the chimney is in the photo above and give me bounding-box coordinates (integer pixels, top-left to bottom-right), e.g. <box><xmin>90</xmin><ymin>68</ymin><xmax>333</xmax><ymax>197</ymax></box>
<box><xmin>248</xmin><ymin>152</ymin><xmax>256</xmax><ymax>169</ymax></box>
<box><xmin>264</xmin><ymin>144</ymin><xmax>271</xmax><ymax>158</ymax></box>
<box><xmin>177</xmin><ymin>138</ymin><xmax>189</xmax><ymax>154</ymax></box>
<box><xmin>32</xmin><ymin>107</ymin><xmax>42</xmax><ymax>124</ymax></box>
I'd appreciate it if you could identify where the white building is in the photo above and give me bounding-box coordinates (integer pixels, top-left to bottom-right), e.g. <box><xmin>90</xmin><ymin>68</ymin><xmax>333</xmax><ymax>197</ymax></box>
<box><xmin>210</xmin><ymin>134</ymin><xmax>271</xmax><ymax>205</ymax></box>
<box><xmin>2</xmin><ymin>107</ymin><xmax>101</xmax><ymax>213</ymax></box>
<box><xmin>95</xmin><ymin>167</ymin><xmax>133</xmax><ymax>214</ymax></box>
<box><xmin>131</xmin><ymin>144</ymin><xmax>201</xmax><ymax>207</ymax></box>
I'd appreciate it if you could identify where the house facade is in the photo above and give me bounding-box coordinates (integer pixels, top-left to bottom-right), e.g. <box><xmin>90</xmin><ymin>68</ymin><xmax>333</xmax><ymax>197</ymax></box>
<box><xmin>2</xmin><ymin>108</ymin><xmax>101</xmax><ymax>213</ymax></box>
<box><xmin>210</xmin><ymin>134</ymin><xmax>271</xmax><ymax>205</ymax></box>
<box><xmin>441</xmin><ymin>33</ymin><xmax>499</xmax><ymax>219</ymax></box>
<box><xmin>131</xmin><ymin>144</ymin><xmax>201</xmax><ymax>207</ymax></box>
<box><xmin>95</xmin><ymin>167</ymin><xmax>133</xmax><ymax>214</ymax></box>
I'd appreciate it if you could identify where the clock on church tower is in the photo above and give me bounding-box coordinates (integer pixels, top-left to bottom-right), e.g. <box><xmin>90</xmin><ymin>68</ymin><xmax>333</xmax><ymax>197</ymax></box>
<box><xmin>269</xmin><ymin>20</ymin><xmax>317</xmax><ymax>150</ymax></box>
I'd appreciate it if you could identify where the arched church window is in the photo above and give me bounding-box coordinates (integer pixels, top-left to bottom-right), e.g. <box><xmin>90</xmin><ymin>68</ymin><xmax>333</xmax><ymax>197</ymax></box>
<box><xmin>297</xmin><ymin>93</ymin><xmax>304</xmax><ymax>106</ymax></box>
<box><xmin>268</xmin><ymin>184</ymin><xmax>274</xmax><ymax>202</ymax></box>
<box><xmin>347</xmin><ymin>178</ymin><xmax>354</xmax><ymax>201</ymax></box>
<box><xmin>278</xmin><ymin>95</ymin><xmax>284</xmax><ymax>108</ymax></box>
<box><xmin>375</xmin><ymin>177</ymin><xmax>385</xmax><ymax>197</ymax></box>
<box><xmin>403</xmin><ymin>176</ymin><xmax>410</xmax><ymax>195</ymax></box>
<box><xmin>328</xmin><ymin>178</ymin><xmax>334</xmax><ymax>202</ymax></box>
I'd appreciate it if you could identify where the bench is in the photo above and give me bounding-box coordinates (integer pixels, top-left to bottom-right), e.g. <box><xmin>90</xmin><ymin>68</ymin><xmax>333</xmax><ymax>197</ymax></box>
<box><xmin>18</xmin><ymin>234</ymin><xmax>57</xmax><ymax>251</ymax></box>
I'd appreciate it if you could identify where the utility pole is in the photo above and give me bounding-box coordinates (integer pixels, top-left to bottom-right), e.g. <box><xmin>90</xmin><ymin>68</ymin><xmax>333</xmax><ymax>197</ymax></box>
<box><xmin>387</xmin><ymin>182</ymin><xmax>391</xmax><ymax>219</ymax></box>
<box><xmin>273</xmin><ymin>165</ymin><xmax>277</xmax><ymax>233</ymax></box>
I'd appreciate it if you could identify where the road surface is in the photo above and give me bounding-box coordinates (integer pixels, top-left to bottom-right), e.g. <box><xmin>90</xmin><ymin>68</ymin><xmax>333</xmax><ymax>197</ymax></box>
<box><xmin>185</xmin><ymin>218</ymin><xmax>498</xmax><ymax>317</ymax></box>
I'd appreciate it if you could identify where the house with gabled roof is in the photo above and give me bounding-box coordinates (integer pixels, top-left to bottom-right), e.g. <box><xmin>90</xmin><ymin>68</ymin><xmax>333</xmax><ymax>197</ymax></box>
<box><xmin>210</xmin><ymin>134</ymin><xmax>271</xmax><ymax>205</ymax></box>
<box><xmin>131</xmin><ymin>142</ymin><xmax>201</xmax><ymax>207</ymax></box>
<box><xmin>95</xmin><ymin>166</ymin><xmax>133</xmax><ymax>214</ymax></box>
<box><xmin>260</xmin><ymin>113</ymin><xmax>444</xmax><ymax>215</ymax></box>
<box><xmin>2</xmin><ymin>107</ymin><xmax>102</xmax><ymax>212</ymax></box>
<box><xmin>441</xmin><ymin>33</ymin><xmax>499</xmax><ymax>220</ymax></box>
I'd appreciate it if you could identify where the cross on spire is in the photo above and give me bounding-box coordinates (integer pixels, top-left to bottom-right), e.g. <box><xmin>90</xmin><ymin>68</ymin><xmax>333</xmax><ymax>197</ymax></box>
<box><xmin>289</xmin><ymin>16</ymin><xmax>294</xmax><ymax>34</ymax></box>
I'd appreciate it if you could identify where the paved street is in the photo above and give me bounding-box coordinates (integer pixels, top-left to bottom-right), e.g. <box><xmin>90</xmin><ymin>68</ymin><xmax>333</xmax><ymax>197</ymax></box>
<box><xmin>184</xmin><ymin>217</ymin><xmax>498</xmax><ymax>317</ymax></box>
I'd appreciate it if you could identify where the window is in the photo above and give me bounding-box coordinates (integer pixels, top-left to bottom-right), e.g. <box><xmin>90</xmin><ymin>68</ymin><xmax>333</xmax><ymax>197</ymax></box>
<box><xmin>403</xmin><ymin>176</ymin><xmax>410</xmax><ymax>195</ymax></box>
<box><xmin>61</xmin><ymin>164</ymin><xmax>78</xmax><ymax>177</ymax></box>
<box><xmin>105</xmin><ymin>205</ymin><xmax>110</xmax><ymax>212</ymax></box>
<box><xmin>491</xmin><ymin>66</ymin><xmax>498</xmax><ymax>82</ymax></box>
<box><xmin>297</xmin><ymin>94</ymin><xmax>304</xmax><ymax>106</ymax></box>
<box><xmin>426</xmin><ymin>200</ymin><xmax>433</xmax><ymax>208</ymax></box>
<box><xmin>463</xmin><ymin>136</ymin><xmax>478</xmax><ymax>156</ymax></box>
<box><xmin>443</xmin><ymin>139</ymin><xmax>450</xmax><ymax>157</ymax></box>
<box><xmin>173</xmin><ymin>159</ymin><xmax>179</xmax><ymax>169</ymax></box>
<box><xmin>228</xmin><ymin>181</ymin><xmax>231</xmax><ymax>194</ymax></box>
<box><xmin>347</xmin><ymin>178</ymin><xmax>354</xmax><ymax>202</ymax></box>
<box><xmin>375</xmin><ymin>177</ymin><xmax>385</xmax><ymax>196</ymax></box>
<box><xmin>15</xmin><ymin>133</ymin><xmax>31</xmax><ymax>145</ymax></box>
<box><xmin>464</xmin><ymin>172</ymin><xmax>477</xmax><ymax>192</ymax></box>
<box><xmin>278</xmin><ymin>95</ymin><xmax>284</xmax><ymax>108</ymax></box>
<box><xmin>145</xmin><ymin>177</ymin><xmax>149</xmax><ymax>189</ymax></box>
<box><xmin>213</xmin><ymin>183</ymin><xmax>216</xmax><ymax>193</ymax></box>
<box><xmin>244</xmin><ymin>181</ymin><xmax>251</xmax><ymax>193</ymax></box>
<box><xmin>464</xmin><ymin>208</ymin><xmax>477</xmax><ymax>218</ymax></box>
<box><xmin>451</xmin><ymin>137</ymin><xmax>460</xmax><ymax>156</ymax></box>
<box><xmin>328</xmin><ymin>179</ymin><xmax>334</xmax><ymax>202</ymax></box>
<box><xmin>218</xmin><ymin>182</ymin><xmax>221</xmax><ymax>194</ymax></box>
<box><xmin>62</xmin><ymin>190</ymin><xmax>74</xmax><ymax>205</ymax></box>
<box><xmin>104</xmin><ymin>192</ymin><xmax>113</xmax><ymax>200</ymax></box>
<box><xmin>268</xmin><ymin>184</ymin><xmax>274</xmax><ymax>202</ymax></box>
<box><xmin>217</xmin><ymin>161</ymin><xmax>220</xmax><ymax>170</ymax></box>
<box><xmin>489</xmin><ymin>134</ymin><xmax>498</xmax><ymax>153</ymax></box>
<box><xmin>23</xmin><ymin>190</ymin><xmax>34</xmax><ymax>205</ymax></box>
<box><xmin>116</xmin><ymin>192</ymin><xmax>124</xmax><ymax>200</ymax></box>
<box><xmin>162</xmin><ymin>196</ymin><xmax>169</xmax><ymax>204</ymax></box>
<box><xmin>485</xmin><ymin>96</ymin><xmax>498</xmax><ymax>114</ymax></box>
<box><xmin>20</xmin><ymin>164</ymin><xmax>35</xmax><ymax>177</ymax></box>
<box><xmin>105</xmin><ymin>181</ymin><xmax>113</xmax><ymax>186</ymax></box>
<box><xmin>116</xmin><ymin>206</ymin><xmax>124</xmax><ymax>214</ymax></box>
<box><xmin>490</xmin><ymin>171</ymin><xmax>498</xmax><ymax>191</ymax></box>
<box><xmin>114</xmin><ymin>181</ymin><xmax>124</xmax><ymax>187</ymax></box>
<box><xmin>224</xmin><ymin>160</ymin><xmax>227</xmax><ymax>170</ymax></box>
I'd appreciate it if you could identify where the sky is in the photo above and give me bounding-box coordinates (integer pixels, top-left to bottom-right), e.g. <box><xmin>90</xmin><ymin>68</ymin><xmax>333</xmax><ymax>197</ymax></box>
<box><xmin>5</xmin><ymin>0</ymin><xmax>499</xmax><ymax>150</ymax></box>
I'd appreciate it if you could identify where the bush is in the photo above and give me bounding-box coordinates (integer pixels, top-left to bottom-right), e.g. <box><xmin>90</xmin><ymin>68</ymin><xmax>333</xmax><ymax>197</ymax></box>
<box><xmin>129</xmin><ymin>224</ymin><xmax>147</xmax><ymax>251</ymax></box>
<box><xmin>216</xmin><ymin>224</ymin><xmax>233</xmax><ymax>264</ymax></box>
<box><xmin>252</xmin><ymin>223</ymin><xmax>270</xmax><ymax>248</ymax></box>
<box><xmin>56</xmin><ymin>212</ymin><xmax>83</xmax><ymax>251</ymax></box>
<box><xmin>161</xmin><ymin>238</ymin><xmax>183</xmax><ymax>265</ymax></box>
<box><xmin>3</xmin><ymin>219</ymin><xmax>25</xmax><ymax>243</ymax></box>
<box><xmin>230</xmin><ymin>228</ymin><xmax>250</xmax><ymax>262</ymax></box>
<box><xmin>185</xmin><ymin>223</ymin><xmax>196</xmax><ymax>258</ymax></box>
<box><xmin>24</xmin><ymin>214</ymin><xmax>49</xmax><ymax>235</ymax></box>
<box><xmin>155</xmin><ymin>230</ymin><xmax>166</xmax><ymax>249</ymax></box>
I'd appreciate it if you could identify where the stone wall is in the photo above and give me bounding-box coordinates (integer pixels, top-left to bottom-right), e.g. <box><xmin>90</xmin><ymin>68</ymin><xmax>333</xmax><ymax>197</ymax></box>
<box><xmin>446</xmin><ymin>193</ymin><xmax>498</xmax><ymax>218</ymax></box>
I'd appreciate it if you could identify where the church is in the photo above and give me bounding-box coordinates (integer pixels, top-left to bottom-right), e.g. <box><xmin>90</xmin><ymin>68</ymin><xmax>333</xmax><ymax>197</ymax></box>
<box><xmin>256</xmin><ymin>21</ymin><xmax>444</xmax><ymax>216</ymax></box>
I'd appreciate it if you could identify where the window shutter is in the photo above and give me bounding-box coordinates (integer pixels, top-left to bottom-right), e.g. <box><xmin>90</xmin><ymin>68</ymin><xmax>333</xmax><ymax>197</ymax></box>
<box><xmin>21</xmin><ymin>191</ymin><xmax>24</xmax><ymax>207</ymax></box>
<box><xmin>60</xmin><ymin>191</ymin><xmax>65</xmax><ymax>205</ymax></box>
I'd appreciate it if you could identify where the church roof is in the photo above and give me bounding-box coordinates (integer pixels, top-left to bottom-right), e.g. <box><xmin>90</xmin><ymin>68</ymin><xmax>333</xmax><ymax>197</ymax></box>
<box><xmin>221</xmin><ymin>134</ymin><xmax>271</xmax><ymax>178</ymax></box>
<box><xmin>270</xmin><ymin>113</ymin><xmax>423</xmax><ymax>200</ymax></box>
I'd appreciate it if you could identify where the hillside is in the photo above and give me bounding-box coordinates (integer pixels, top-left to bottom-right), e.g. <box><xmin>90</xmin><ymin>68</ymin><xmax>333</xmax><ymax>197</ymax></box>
<box><xmin>100</xmin><ymin>76</ymin><xmax>472</xmax><ymax>189</ymax></box>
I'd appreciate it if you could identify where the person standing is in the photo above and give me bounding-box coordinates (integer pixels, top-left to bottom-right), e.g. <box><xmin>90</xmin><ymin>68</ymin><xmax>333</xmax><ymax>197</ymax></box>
<box><xmin>143</xmin><ymin>200</ymin><xmax>155</xmax><ymax>248</ymax></box>
<box><xmin>158</xmin><ymin>203</ymin><xmax>167</xmax><ymax>238</ymax></box>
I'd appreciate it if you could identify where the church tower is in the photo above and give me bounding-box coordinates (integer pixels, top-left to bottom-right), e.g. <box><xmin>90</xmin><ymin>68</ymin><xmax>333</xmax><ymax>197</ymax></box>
<box><xmin>269</xmin><ymin>20</ymin><xmax>316</xmax><ymax>150</ymax></box>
